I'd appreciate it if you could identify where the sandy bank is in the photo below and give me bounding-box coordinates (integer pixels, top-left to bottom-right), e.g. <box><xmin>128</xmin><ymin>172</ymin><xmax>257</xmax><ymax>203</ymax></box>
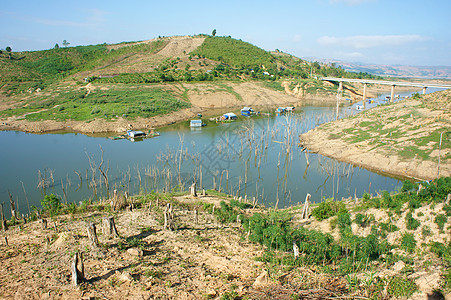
<box><xmin>300</xmin><ymin>90</ymin><xmax>451</xmax><ymax>180</ymax></box>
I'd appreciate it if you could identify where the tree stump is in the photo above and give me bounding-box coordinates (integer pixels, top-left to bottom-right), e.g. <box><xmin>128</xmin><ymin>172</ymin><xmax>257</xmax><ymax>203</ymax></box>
<box><xmin>102</xmin><ymin>216</ymin><xmax>119</xmax><ymax>238</ymax></box>
<box><xmin>86</xmin><ymin>222</ymin><xmax>99</xmax><ymax>248</ymax></box>
<box><xmin>202</xmin><ymin>189</ymin><xmax>206</xmax><ymax>196</ymax></box>
<box><xmin>293</xmin><ymin>241</ymin><xmax>299</xmax><ymax>259</ymax></box>
<box><xmin>300</xmin><ymin>193</ymin><xmax>311</xmax><ymax>220</ymax></box>
<box><xmin>236</xmin><ymin>214</ymin><xmax>242</xmax><ymax>226</ymax></box>
<box><xmin>0</xmin><ymin>203</ymin><xmax>7</xmax><ymax>231</ymax></box>
<box><xmin>190</xmin><ymin>182</ymin><xmax>197</xmax><ymax>197</ymax></box>
<box><xmin>1</xmin><ymin>219</ymin><xmax>7</xmax><ymax>232</ymax></box>
<box><xmin>71</xmin><ymin>252</ymin><xmax>85</xmax><ymax>286</ymax></box>
<box><xmin>194</xmin><ymin>209</ymin><xmax>198</xmax><ymax>224</ymax></box>
<box><xmin>164</xmin><ymin>203</ymin><xmax>174</xmax><ymax>231</ymax></box>
<box><xmin>40</xmin><ymin>218</ymin><xmax>47</xmax><ymax>230</ymax></box>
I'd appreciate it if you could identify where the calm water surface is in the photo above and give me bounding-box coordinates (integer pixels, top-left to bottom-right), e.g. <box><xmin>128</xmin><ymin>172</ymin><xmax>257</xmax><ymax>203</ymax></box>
<box><xmin>3</xmin><ymin>89</ymin><xmax>440</xmax><ymax>218</ymax></box>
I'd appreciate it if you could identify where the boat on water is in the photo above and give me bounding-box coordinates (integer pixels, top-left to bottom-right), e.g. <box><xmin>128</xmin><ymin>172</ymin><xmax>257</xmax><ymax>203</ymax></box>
<box><xmin>127</xmin><ymin>130</ymin><xmax>146</xmax><ymax>138</ymax></box>
<box><xmin>276</xmin><ymin>107</ymin><xmax>287</xmax><ymax>113</ymax></box>
<box><xmin>241</xmin><ymin>107</ymin><xmax>254</xmax><ymax>116</ymax></box>
<box><xmin>355</xmin><ymin>105</ymin><xmax>364</xmax><ymax>111</ymax></box>
<box><xmin>109</xmin><ymin>129</ymin><xmax>160</xmax><ymax>141</ymax></box>
<box><xmin>221</xmin><ymin>112</ymin><xmax>238</xmax><ymax>120</ymax></box>
<box><xmin>190</xmin><ymin>120</ymin><xmax>206</xmax><ymax>127</ymax></box>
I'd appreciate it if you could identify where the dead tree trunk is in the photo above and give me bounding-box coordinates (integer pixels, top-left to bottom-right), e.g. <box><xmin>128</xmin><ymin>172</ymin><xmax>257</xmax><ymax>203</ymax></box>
<box><xmin>194</xmin><ymin>209</ymin><xmax>198</xmax><ymax>224</ymax></box>
<box><xmin>86</xmin><ymin>222</ymin><xmax>99</xmax><ymax>248</ymax></box>
<box><xmin>0</xmin><ymin>203</ymin><xmax>7</xmax><ymax>231</ymax></box>
<box><xmin>8</xmin><ymin>191</ymin><xmax>16</xmax><ymax>220</ymax></box>
<box><xmin>190</xmin><ymin>182</ymin><xmax>197</xmax><ymax>197</ymax></box>
<box><xmin>300</xmin><ymin>193</ymin><xmax>311</xmax><ymax>220</ymax></box>
<box><xmin>102</xmin><ymin>216</ymin><xmax>119</xmax><ymax>238</ymax></box>
<box><xmin>71</xmin><ymin>252</ymin><xmax>85</xmax><ymax>286</ymax></box>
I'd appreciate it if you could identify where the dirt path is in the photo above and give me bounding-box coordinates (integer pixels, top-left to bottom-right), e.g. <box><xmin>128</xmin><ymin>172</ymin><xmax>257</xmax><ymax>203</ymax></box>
<box><xmin>300</xmin><ymin>89</ymin><xmax>451</xmax><ymax>180</ymax></box>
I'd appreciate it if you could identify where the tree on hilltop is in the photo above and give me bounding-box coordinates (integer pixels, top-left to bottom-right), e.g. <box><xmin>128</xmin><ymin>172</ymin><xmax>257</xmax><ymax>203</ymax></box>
<box><xmin>6</xmin><ymin>46</ymin><xmax>12</xmax><ymax>59</ymax></box>
<box><xmin>54</xmin><ymin>43</ymin><xmax>60</xmax><ymax>49</ymax></box>
<box><xmin>212</xmin><ymin>29</ymin><xmax>216</xmax><ymax>37</ymax></box>
<box><xmin>62</xmin><ymin>40</ymin><xmax>70</xmax><ymax>47</ymax></box>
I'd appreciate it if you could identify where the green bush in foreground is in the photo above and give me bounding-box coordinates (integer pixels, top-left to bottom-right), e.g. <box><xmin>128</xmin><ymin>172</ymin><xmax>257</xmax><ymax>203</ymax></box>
<box><xmin>41</xmin><ymin>194</ymin><xmax>62</xmax><ymax>216</ymax></box>
<box><xmin>311</xmin><ymin>199</ymin><xmax>346</xmax><ymax>221</ymax></box>
<box><xmin>387</xmin><ymin>276</ymin><xmax>417</xmax><ymax>297</ymax></box>
<box><xmin>400</xmin><ymin>233</ymin><xmax>417</xmax><ymax>253</ymax></box>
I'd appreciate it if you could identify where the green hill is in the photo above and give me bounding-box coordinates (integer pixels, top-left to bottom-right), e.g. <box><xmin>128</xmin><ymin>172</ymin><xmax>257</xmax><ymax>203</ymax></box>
<box><xmin>0</xmin><ymin>35</ymin><xmax>381</xmax><ymax>123</ymax></box>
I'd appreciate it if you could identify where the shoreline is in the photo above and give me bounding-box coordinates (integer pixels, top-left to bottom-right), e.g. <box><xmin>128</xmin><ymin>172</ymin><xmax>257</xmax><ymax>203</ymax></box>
<box><xmin>300</xmin><ymin>89</ymin><xmax>451</xmax><ymax>181</ymax></box>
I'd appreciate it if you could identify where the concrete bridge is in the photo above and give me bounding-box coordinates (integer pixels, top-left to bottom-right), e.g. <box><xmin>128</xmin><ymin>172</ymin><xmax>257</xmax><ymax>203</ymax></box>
<box><xmin>321</xmin><ymin>77</ymin><xmax>451</xmax><ymax>102</ymax></box>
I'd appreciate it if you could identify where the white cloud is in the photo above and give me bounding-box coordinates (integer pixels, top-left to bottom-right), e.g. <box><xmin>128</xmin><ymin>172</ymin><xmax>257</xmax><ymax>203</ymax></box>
<box><xmin>317</xmin><ymin>35</ymin><xmax>424</xmax><ymax>49</ymax></box>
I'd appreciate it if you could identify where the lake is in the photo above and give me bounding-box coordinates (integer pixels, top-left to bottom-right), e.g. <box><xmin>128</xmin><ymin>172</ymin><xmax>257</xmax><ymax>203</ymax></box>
<box><xmin>2</xmin><ymin>89</ymin><xmax>437</xmax><ymax>218</ymax></box>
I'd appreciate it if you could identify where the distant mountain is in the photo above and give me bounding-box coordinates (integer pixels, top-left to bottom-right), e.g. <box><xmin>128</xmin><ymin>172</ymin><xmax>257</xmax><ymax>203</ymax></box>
<box><xmin>303</xmin><ymin>57</ymin><xmax>451</xmax><ymax>79</ymax></box>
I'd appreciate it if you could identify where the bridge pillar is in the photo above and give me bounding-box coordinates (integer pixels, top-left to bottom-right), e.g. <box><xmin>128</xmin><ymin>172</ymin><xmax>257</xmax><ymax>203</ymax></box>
<box><xmin>363</xmin><ymin>82</ymin><xmax>367</xmax><ymax>100</ymax></box>
<box><xmin>423</xmin><ymin>87</ymin><xmax>427</xmax><ymax>94</ymax></box>
<box><xmin>338</xmin><ymin>81</ymin><xmax>343</xmax><ymax>91</ymax></box>
<box><xmin>390</xmin><ymin>85</ymin><xmax>395</xmax><ymax>103</ymax></box>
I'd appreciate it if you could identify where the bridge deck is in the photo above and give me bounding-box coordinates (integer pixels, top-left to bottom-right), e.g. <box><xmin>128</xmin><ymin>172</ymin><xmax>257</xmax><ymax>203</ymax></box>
<box><xmin>321</xmin><ymin>77</ymin><xmax>451</xmax><ymax>89</ymax></box>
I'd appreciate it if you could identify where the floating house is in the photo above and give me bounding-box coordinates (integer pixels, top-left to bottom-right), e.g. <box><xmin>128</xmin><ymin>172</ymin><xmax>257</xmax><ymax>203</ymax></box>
<box><xmin>190</xmin><ymin>120</ymin><xmax>204</xmax><ymax>127</ymax></box>
<box><xmin>285</xmin><ymin>106</ymin><xmax>295</xmax><ymax>112</ymax></box>
<box><xmin>240</xmin><ymin>107</ymin><xmax>254</xmax><ymax>116</ymax></box>
<box><xmin>127</xmin><ymin>130</ymin><xmax>146</xmax><ymax>138</ymax></box>
<box><xmin>222</xmin><ymin>112</ymin><xmax>237</xmax><ymax>120</ymax></box>
<box><xmin>355</xmin><ymin>105</ymin><xmax>364</xmax><ymax>111</ymax></box>
<box><xmin>276</xmin><ymin>107</ymin><xmax>287</xmax><ymax>113</ymax></box>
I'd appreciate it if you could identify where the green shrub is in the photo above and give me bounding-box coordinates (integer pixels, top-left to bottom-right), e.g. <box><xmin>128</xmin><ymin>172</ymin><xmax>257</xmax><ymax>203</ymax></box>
<box><xmin>435</xmin><ymin>214</ymin><xmax>448</xmax><ymax>231</ymax></box>
<box><xmin>408</xmin><ymin>197</ymin><xmax>422</xmax><ymax>210</ymax></box>
<box><xmin>311</xmin><ymin>200</ymin><xmax>346</xmax><ymax>221</ymax></box>
<box><xmin>41</xmin><ymin>194</ymin><xmax>61</xmax><ymax>216</ymax></box>
<box><xmin>387</xmin><ymin>276</ymin><xmax>417</xmax><ymax>297</ymax></box>
<box><xmin>405</xmin><ymin>212</ymin><xmax>421</xmax><ymax>230</ymax></box>
<box><xmin>337</xmin><ymin>210</ymin><xmax>352</xmax><ymax>233</ymax></box>
<box><xmin>421</xmin><ymin>225</ymin><xmax>432</xmax><ymax>237</ymax></box>
<box><xmin>400</xmin><ymin>233</ymin><xmax>416</xmax><ymax>253</ymax></box>
<box><xmin>443</xmin><ymin>204</ymin><xmax>451</xmax><ymax>216</ymax></box>
<box><xmin>354</xmin><ymin>213</ymin><xmax>374</xmax><ymax>228</ymax></box>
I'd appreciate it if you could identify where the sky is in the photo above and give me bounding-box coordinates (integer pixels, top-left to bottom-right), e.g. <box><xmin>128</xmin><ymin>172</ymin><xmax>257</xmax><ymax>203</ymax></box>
<box><xmin>1</xmin><ymin>0</ymin><xmax>450</xmax><ymax>66</ymax></box>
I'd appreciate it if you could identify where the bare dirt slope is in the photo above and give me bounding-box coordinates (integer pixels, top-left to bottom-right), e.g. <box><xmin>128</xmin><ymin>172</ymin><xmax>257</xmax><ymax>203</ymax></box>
<box><xmin>87</xmin><ymin>36</ymin><xmax>206</xmax><ymax>76</ymax></box>
<box><xmin>0</xmin><ymin>195</ymin><xmax>348</xmax><ymax>300</ymax></box>
<box><xmin>300</xmin><ymin>90</ymin><xmax>451</xmax><ymax>180</ymax></box>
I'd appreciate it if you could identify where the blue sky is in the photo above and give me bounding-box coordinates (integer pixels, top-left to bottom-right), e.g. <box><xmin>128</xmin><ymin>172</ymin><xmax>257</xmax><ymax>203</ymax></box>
<box><xmin>1</xmin><ymin>0</ymin><xmax>450</xmax><ymax>66</ymax></box>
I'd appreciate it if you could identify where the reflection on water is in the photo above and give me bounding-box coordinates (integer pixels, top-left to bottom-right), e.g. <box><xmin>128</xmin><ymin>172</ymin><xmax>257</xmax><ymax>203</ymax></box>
<box><xmin>1</xmin><ymin>100</ymin><xmax>420</xmax><ymax>218</ymax></box>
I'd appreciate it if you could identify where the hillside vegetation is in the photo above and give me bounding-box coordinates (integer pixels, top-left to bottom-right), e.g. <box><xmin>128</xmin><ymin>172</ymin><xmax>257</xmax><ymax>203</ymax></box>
<box><xmin>0</xmin><ymin>35</ymin><xmax>382</xmax><ymax>127</ymax></box>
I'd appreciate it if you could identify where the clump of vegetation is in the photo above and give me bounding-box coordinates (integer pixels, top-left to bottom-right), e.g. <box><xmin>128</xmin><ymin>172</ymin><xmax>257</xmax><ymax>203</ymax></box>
<box><xmin>434</xmin><ymin>214</ymin><xmax>448</xmax><ymax>231</ymax></box>
<box><xmin>405</xmin><ymin>212</ymin><xmax>421</xmax><ymax>230</ymax></box>
<box><xmin>311</xmin><ymin>199</ymin><xmax>346</xmax><ymax>221</ymax></box>
<box><xmin>400</xmin><ymin>233</ymin><xmax>417</xmax><ymax>253</ymax></box>
<box><xmin>387</xmin><ymin>276</ymin><xmax>417</xmax><ymax>298</ymax></box>
<box><xmin>40</xmin><ymin>194</ymin><xmax>62</xmax><ymax>216</ymax></box>
<box><xmin>354</xmin><ymin>213</ymin><xmax>375</xmax><ymax>228</ymax></box>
